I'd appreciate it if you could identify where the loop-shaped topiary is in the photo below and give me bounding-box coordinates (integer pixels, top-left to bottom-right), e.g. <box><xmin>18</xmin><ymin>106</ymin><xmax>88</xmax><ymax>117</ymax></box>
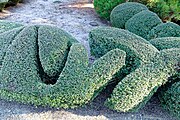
<box><xmin>110</xmin><ymin>2</ymin><xmax>148</xmax><ymax>29</ymax></box>
<box><xmin>89</xmin><ymin>27</ymin><xmax>180</xmax><ymax>115</ymax></box>
<box><xmin>125</xmin><ymin>10</ymin><xmax>162</xmax><ymax>39</ymax></box>
<box><xmin>105</xmin><ymin>48</ymin><xmax>180</xmax><ymax>112</ymax></box>
<box><xmin>147</xmin><ymin>22</ymin><xmax>180</xmax><ymax>40</ymax></box>
<box><xmin>93</xmin><ymin>0</ymin><xmax>126</xmax><ymax>20</ymax></box>
<box><xmin>150</xmin><ymin>37</ymin><xmax>180</xmax><ymax>50</ymax></box>
<box><xmin>89</xmin><ymin>27</ymin><xmax>158</xmax><ymax>80</ymax></box>
<box><xmin>0</xmin><ymin>24</ymin><xmax>126</xmax><ymax>108</ymax></box>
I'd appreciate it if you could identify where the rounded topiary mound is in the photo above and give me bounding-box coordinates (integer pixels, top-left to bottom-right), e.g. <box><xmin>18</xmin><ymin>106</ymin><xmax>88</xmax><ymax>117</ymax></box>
<box><xmin>150</xmin><ymin>37</ymin><xmax>180</xmax><ymax>50</ymax></box>
<box><xmin>110</xmin><ymin>2</ymin><xmax>148</xmax><ymax>29</ymax></box>
<box><xmin>0</xmin><ymin>23</ymin><xmax>126</xmax><ymax>108</ymax></box>
<box><xmin>125</xmin><ymin>10</ymin><xmax>162</xmax><ymax>39</ymax></box>
<box><xmin>93</xmin><ymin>0</ymin><xmax>126</xmax><ymax>20</ymax></box>
<box><xmin>147</xmin><ymin>22</ymin><xmax>180</xmax><ymax>40</ymax></box>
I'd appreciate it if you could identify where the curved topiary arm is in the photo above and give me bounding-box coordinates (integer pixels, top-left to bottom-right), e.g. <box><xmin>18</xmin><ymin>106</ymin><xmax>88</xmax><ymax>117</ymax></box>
<box><xmin>105</xmin><ymin>48</ymin><xmax>180</xmax><ymax>112</ymax></box>
<box><xmin>147</xmin><ymin>22</ymin><xmax>180</xmax><ymax>40</ymax></box>
<box><xmin>38</xmin><ymin>25</ymin><xmax>78</xmax><ymax>78</ymax></box>
<box><xmin>0</xmin><ymin>20</ymin><xmax>23</xmax><ymax>33</ymax></box>
<box><xmin>149</xmin><ymin>37</ymin><xmax>180</xmax><ymax>50</ymax></box>
<box><xmin>0</xmin><ymin>27</ymin><xmax>24</xmax><ymax>65</ymax></box>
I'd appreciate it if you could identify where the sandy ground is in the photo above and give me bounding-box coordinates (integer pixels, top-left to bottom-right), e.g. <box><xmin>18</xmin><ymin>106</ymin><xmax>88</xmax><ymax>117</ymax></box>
<box><xmin>0</xmin><ymin>0</ymin><xmax>178</xmax><ymax>120</ymax></box>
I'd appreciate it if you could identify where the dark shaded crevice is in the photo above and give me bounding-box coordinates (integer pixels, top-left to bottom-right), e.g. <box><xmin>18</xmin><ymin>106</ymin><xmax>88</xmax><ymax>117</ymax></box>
<box><xmin>35</xmin><ymin>27</ymin><xmax>71</xmax><ymax>85</ymax></box>
<box><xmin>1</xmin><ymin>27</ymin><xmax>24</xmax><ymax>66</ymax></box>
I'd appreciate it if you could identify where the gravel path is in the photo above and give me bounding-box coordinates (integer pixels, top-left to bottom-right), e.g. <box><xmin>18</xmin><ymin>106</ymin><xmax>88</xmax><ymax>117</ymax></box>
<box><xmin>0</xmin><ymin>0</ymin><xmax>178</xmax><ymax>120</ymax></box>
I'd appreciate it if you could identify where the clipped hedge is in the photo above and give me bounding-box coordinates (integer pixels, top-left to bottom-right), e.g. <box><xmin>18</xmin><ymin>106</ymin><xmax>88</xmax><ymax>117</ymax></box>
<box><xmin>150</xmin><ymin>37</ymin><xmax>180</xmax><ymax>50</ymax></box>
<box><xmin>125</xmin><ymin>10</ymin><xmax>162</xmax><ymax>39</ymax></box>
<box><xmin>93</xmin><ymin>0</ymin><xmax>126</xmax><ymax>20</ymax></box>
<box><xmin>89</xmin><ymin>26</ymin><xmax>158</xmax><ymax>80</ymax></box>
<box><xmin>0</xmin><ymin>25</ymin><xmax>126</xmax><ymax>108</ymax></box>
<box><xmin>0</xmin><ymin>20</ymin><xmax>23</xmax><ymax>33</ymax></box>
<box><xmin>105</xmin><ymin>48</ymin><xmax>180</xmax><ymax>112</ymax></box>
<box><xmin>147</xmin><ymin>22</ymin><xmax>180</xmax><ymax>40</ymax></box>
<box><xmin>110</xmin><ymin>2</ymin><xmax>148</xmax><ymax>29</ymax></box>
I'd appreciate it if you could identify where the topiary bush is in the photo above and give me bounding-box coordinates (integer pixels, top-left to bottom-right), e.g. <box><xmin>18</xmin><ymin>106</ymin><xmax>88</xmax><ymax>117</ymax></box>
<box><xmin>110</xmin><ymin>2</ymin><xmax>148</xmax><ymax>29</ymax></box>
<box><xmin>89</xmin><ymin>27</ymin><xmax>180</xmax><ymax>117</ymax></box>
<box><xmin>0</xmin><ymin>20</ymin><xmax>23</xmax><ymax>33</ymax></box>
<box><xmin>125</xmin><ymin>10</ymin><xmax>162</xmax><ymax>39</ymax></box>
<box><xmin>149</xmin><ymin>37</ymin><xmax>180</xmax><ymax>50</ymax></box>
<box><xmin>0</xmin><ymin>24</ymin><xmax>126</xmax><ymax>108</ymax></box>
<box><xmin>89</xmin><ymin>26</ymin><xmax>158</xmax><ymax>80</ymax></box>
<box><xmin>105</xmin><ymin>48</ymin><xmax>180</xmax><ymax>112</ymax></box>
<box><xmin>93</xmin><ymin>0</ymin><xmax>127</xmax><ymax>20</ymax></box>
<box><xmin>158</xmin><ymin>80</ymin><xmax>180</xmax><ymax>119</ymax></box>
<box><xmin>147</xmin><ymin>22</ymin><xmax>180</xmax><ymax>40</ymax></box>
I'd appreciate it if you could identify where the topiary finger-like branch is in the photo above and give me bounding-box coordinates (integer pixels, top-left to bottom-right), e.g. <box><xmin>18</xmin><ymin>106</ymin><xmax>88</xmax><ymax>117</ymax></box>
<box><xmin>0</xmin><ymin>20</ymin><xmax>23</xmax><ymax>33</ymax></box>
<box><xmin>149</xmin><ymin>37</ymin><xmax>180</xmax><ymax>50</ymax></box>
<box><xmin>105</xmin><ymin>48</ymin><xmax>180</xmax><ymax>112</ymax></box>
<box><xmin>89</xmin><ymin>27</ymin><xmax>158</xmax><ymax>80</ymax></box>
<box><xmin>147</xmin><ymin>22</ymin><xmax>180</xmax><ymax>40</ymax></box>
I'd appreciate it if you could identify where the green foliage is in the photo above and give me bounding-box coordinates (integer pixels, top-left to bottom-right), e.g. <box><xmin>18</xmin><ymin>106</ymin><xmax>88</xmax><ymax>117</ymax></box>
<box><xmin>159</xmin><ymin>81</ymin><xmax>180</xmax><ymax>119</ymax></box>
<box><xmin>89</xmin><ymin>27</ymin><xmax>158</xmax><ymax>80</ymax></box>
<box><xmin>0</xmin><ymin>20</ymin><xmax>23</xmax><ymax>33</ymax></box>
<box><xmin>150</xmin><ymin>37</ymin><xmax>180</xmax><ymax>50</ymax></box>
<box><xmin>105</xmin><ymin>48</ymin><xmax>180</xmax><ymax>112</ymax></box>
<box><xmin>0</xmin><ymin>25</ymin><xmax>126</xmax><ymax>108</ymax></box>
<box><xmin>129</xmin><ymin>0</ymin><xmax>180</xmax><ymax>22</ymax></box>
<box><xmin>38</xmin><ymin>25</ymin><xmax>77</xmax><ymax>78</ymax></box>
<box><xmin>125</xmin><ymin>10</ymin><xmax>162</xmax><ymax>39</ymax></box>
<box><xmin>147</xmin><ymin>22</ymin><xmax>180</xmax><ymax>40</ymax></box>
<box><xmin>93</xmin><ymin>0</ymin><xmax>126</xmax><ymax>20</ymax></box>
<box><xmin>110</xmin><ymin>2</ymin><xmax>148</xmax><ymax>29</ymax></box>
<box><xmin>0</xmin><ymin>26</ymin><xmax>24</xmax><ymax>65</ymax></box>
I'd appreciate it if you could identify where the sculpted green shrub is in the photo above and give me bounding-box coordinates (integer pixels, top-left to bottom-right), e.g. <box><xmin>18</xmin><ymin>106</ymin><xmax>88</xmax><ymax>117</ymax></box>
<box><xmin>0</xmin><ymin>20</ymin><xmax>23</xmax><ymax>33</ymax></box>
<box><xmin>89</xmin><ymin>27</ymin><xmax>180</xmax><ymax>115</ymax></box>
<box><xmin>159</xmin><ymin>80</ymin><xmax>180</xmax><ymax>119</ymax></box>
<box><xmin>0</xmin><ymin>25</ymin><xmax>126</xmax><ymax>108</ymax></box>
<box><xmin>150</xmin><ymin>37</ymin><xmax>180</xmax><ymax>50</ymax></box>
<box><xmin>125</xmin><ymin>10</ymin><xmax>162</xmax><ymax>39</ymax></box>
<box><xmin>93</xmin><ymin>0</ymin><xmax>126</xmax><ymax>20</ymax></box>
<box><xmin>105</xmin><ymin>48</ymin><xmax>180</xmax><ymax>112</ymax></box>
<box><xmin>110</xmin><ymin>2</ymin><xmax>148</xmax><ymax>29</ymax></box>
<box><xmin>89</xmin><ymin>26</ymin><xmax>158</xmax><ymax>80</ymax></box>
<box><xmin>147</xmin><ymin>22</ymin><xmax>180</xmax><ymax>40</ymax></box>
